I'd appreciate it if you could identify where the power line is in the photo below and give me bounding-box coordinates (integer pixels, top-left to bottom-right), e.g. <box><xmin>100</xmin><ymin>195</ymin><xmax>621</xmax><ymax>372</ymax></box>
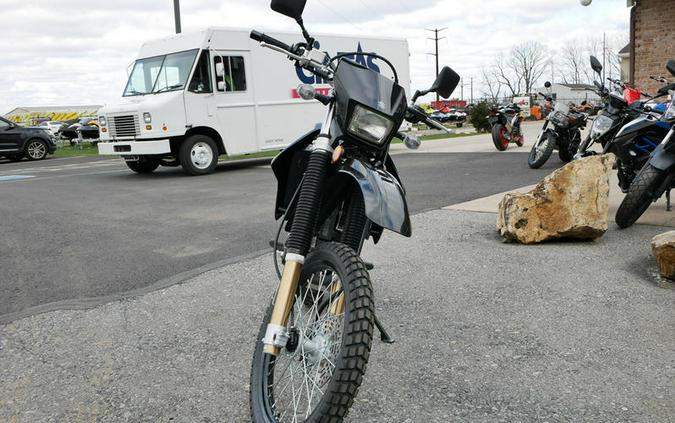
<box><xmin>316</xmin><ymin>0</ymin><xmax>363</xmax><ymax>31</ymax></box>
<box><xmin>425</xmin><ymin>27</ymin><xmax>447</xmax><ymax>102</ymax></box>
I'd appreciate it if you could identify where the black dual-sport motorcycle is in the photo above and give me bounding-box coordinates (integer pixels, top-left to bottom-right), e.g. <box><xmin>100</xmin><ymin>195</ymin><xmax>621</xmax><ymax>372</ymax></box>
<box><xmin>248</xmin><ymin>1</ymin><xmax>460</xmax><ymax>422</ymax></box>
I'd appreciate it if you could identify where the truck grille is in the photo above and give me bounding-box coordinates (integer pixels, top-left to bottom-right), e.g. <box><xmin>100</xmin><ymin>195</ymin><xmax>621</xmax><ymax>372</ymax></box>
<box><xmin>109</xmin><ymin>115</ymin><xmax>140</xmax><ymax>138</ymax></box>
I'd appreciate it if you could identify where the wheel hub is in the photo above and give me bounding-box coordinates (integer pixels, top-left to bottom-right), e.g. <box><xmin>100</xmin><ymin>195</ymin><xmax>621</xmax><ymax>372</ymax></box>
<box><xmin>190</xmin><ymin>142</ymin><xmax>213</xmax><ymax>169</ymax></box>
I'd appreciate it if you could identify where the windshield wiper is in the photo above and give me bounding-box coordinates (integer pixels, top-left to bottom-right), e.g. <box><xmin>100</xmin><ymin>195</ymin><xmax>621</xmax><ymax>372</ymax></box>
<box><xmin>125</xmin><ymin>90</ymin><xmax>147</xmax><ymax>96</ymax></box>
<box><xmin>154</xmin><ymin>84</ymin><xmax>184</xmax><ymax>94</ymax></box>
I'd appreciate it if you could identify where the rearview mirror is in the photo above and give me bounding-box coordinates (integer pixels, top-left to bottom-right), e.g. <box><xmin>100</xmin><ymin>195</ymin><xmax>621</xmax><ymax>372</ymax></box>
<box><xmin>544</xmin><ymin>81</ymin><xmax>551</xmax><ymax>88</ymax></box>
<box><xmin>667</xmin><ymin>59</ymin><xmax>675</xmax><ymax>78</ymax></box>
<box><xmin>430</xmin><ymin>66</ymin><xmax>460</xmax><ymax>99</ymax></box>
<box><xmin>271</xmin><ymin>0</ymin><xmax>306</xmax><ymax>20</ymax></box>
<box><xmin>590</xmin><ymin>56</ymin><xmax>603</xmax><ymax>74</ymax></box>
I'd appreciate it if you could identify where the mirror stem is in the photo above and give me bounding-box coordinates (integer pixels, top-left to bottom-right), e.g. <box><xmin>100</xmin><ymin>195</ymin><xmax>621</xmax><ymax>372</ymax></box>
<box><xmin>296</xmin><ymin>18</ymin><xmax>314</xmax><ymax>51</ymax></box>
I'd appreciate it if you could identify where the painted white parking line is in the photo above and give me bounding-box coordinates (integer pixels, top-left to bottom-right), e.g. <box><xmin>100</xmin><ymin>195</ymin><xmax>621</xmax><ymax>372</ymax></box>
<box><xmin>0</xmin><ymin>175</ymin><xmax>35</xmax><ymax>181</ymax></box>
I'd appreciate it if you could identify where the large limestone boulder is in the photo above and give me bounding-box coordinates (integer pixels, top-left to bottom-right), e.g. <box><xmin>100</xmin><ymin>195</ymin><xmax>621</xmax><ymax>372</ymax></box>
<box><xmin>497</xmin><ymin>154</ymin><xmax>616</xmax><ymax>244</ymax></box>
<box><xmin>651</xmin><ymin>231</ymin><xmax>675</xmax><ymax>280</ymax></box>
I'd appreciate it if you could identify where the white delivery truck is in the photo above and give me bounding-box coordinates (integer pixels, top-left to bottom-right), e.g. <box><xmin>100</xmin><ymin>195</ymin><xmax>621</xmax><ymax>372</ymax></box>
<box><xmin>97</xmin><ymin>27</ymin><xmax>410</xmax><ymax>175</ymax></box>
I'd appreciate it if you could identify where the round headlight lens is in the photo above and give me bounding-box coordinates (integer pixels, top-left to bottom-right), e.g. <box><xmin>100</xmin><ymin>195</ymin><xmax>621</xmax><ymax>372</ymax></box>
<box><xmin>98</xmin><ymin>116</ymin><xmax>107</xmax><ymax>126</ymax></box>
<box><xmin>143</xmin><ymin>112</ymin><xmax>152</xmax><ymax>124</ymax></box>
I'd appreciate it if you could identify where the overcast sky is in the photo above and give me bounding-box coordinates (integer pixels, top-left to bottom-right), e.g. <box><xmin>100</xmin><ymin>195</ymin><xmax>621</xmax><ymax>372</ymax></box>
<box><xmin>0</xmin><ymin>0</ymin><xmax>629</xmax><ymax>115</ymax></box>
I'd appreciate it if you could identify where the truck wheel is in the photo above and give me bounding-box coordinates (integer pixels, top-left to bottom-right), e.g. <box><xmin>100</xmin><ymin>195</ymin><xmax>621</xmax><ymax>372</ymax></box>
<box><xmin>126</xmin><ymin>158</ymin><xmax>160</xmax><ymax>174</ymax></box>
<box><xmin>180</xmin><ymin>135</ymin><xmax>218</xmax><ymax>176</ymax></box>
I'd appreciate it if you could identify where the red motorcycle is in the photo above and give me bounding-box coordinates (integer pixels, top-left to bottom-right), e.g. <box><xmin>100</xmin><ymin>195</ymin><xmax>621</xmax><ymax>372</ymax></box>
<box><xmin>488</xmin><ymin>103</ymin><xmax>524</xmax><ymax>151</ymax></box>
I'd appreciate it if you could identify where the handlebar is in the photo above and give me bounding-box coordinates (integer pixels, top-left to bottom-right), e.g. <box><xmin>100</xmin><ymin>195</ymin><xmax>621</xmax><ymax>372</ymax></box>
<box><xmin>250</xmin><ymin>30</ymin><xmax>294</xmax><ymax>54</ymax></box>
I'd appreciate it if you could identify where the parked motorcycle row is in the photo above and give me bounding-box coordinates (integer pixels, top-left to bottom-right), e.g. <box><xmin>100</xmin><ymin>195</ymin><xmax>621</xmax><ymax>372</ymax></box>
<box><xmin>533</xmin><ymin>55</ymin><xmax>675</xmax><ymax>229</ymax></box>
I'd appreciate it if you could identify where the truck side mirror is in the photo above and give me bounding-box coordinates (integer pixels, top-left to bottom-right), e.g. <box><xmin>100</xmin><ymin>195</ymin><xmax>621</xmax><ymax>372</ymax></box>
<box><xmin>215</xmin><ymin>62</ymin><xmax>225</xmax><ymax>77</ymax></box>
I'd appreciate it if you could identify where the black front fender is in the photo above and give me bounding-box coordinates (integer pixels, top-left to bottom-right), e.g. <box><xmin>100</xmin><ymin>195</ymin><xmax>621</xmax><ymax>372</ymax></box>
<box><xmin>338</xmin><ymin>158</ymin><xmax>412</xmax><ymax>237</ymax></box>
<box><xmin>649</xmin><ymin>144</ymin><xmax>675</xmax><ymax>171</ymax></box>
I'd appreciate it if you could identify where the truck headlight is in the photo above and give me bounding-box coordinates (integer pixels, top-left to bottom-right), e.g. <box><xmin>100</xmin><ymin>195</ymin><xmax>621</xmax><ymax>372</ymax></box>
<box><xmin>98</xmin><ymin>116</ymin><xmax>107</xmax><ymax>126</ymax></box>
<box><xmin>143</xmin><ymin>112</ymin><xmax>152</xmax><ymax>124</ymax></box>
<box><xmin>347</xmin><ymin>105</ymin><xmax>395</xmax><ymax>145</ymax></box>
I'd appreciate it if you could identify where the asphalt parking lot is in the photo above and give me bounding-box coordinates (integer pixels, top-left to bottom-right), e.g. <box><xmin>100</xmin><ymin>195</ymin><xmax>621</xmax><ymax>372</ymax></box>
<box><xmin>0</xmin><ymin>127</ymin><xmax>554</xmax><ymax>321</ymax></box>
<box><xmin>1</xmin><ymin>210</ymin><xmax>673</xmax><ymax>422</ymax></box>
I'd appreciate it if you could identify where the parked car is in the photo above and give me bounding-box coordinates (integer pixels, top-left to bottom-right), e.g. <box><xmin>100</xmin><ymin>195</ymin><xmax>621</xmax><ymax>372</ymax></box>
<box><xmin>430</xmin><ymin>110</ymin><xmax>450</xmax><ymax>122</ymax></box>
<box><xmin>38</xmin><ymin>120</ymin><xmax>64</xmax><ymax>135</ymax></box>
<box><xmin>0</xmin><ymin>116</ymin><xmax>57</xmax><ymax>161</ymax></box>
<box><xmin>57</xmin><ymin>117</ymin><xmax>100</xmax><ymax>144</ymax></box>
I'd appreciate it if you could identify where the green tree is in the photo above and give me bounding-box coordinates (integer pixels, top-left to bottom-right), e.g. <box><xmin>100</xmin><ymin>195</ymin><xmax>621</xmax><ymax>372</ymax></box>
<box><xmin>469</xmin><ymin>102</ymin><xmax>492</xmax><ymax>133</ymax></box>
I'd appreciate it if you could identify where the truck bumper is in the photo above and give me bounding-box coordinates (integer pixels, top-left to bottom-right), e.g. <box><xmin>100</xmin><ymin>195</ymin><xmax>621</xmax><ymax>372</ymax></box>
<box><xmin>98</xmin><ymin>139</ymin><xmax>171</xmax><ymax>156</ymax></box>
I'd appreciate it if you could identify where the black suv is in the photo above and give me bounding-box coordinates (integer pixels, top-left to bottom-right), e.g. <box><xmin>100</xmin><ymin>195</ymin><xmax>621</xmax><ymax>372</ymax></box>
<box><xmin>0</xmin><ymin>116</ymin><xmax>57</xmax><ymax>161</ymax></box>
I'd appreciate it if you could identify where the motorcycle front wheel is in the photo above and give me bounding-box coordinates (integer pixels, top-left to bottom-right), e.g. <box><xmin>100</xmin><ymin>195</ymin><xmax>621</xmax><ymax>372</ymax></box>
<box><xmin>250</xmin><ymin>242</ymin><xmax>374</xmax><ymax>423</ymax></box>
<box><xmin>528</xmin><ymin>132</ymin><xmax>555</xmax><ymax>169</ymax></box>
<box><xmin>615</xmin><ymin>165</ymin><xmax>665</xmax><ymax>229</ymax></box>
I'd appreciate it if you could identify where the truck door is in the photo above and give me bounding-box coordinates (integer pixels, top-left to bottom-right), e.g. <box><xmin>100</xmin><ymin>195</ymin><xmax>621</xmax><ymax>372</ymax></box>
<box><xmin>211</xmin><ymin>51</ymin><xmax>257</xmax><ymax>156</ymax></box>
<box><xmin>184</xmin><ymin>49</ymin><xmax>216</xmax><ymax>136</ymax></box>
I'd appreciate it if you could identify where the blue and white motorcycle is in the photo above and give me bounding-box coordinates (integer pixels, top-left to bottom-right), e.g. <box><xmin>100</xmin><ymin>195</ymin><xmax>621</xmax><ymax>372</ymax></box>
<box><xmin>615</xmin><ymin>60</ymin><xmax>675</xmax><ymax>228</ymax></box>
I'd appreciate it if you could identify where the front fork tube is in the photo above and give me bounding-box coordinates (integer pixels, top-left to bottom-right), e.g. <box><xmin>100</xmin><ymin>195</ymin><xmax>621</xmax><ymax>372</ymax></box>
<box><xmin>263</xmin><ymin>104</ymin><xmax>336</xmax><ymax>357</ymax></box>
<box><xmin>263</xmin><ymin>258</ymin><xmax>304</xmax><ymax>355</ymax></box>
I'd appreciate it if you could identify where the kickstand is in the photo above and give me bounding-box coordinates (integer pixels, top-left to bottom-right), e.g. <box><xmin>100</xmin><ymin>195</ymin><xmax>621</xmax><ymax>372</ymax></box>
<box><xmin>374</xmin><ymin>314</ymin><xmax>395</xmax><ymax>344</ymax></box>
<box><xmin>667</xmin><ymin>190</ymin><xmax>672</xmax><ymax>212</ymax></box>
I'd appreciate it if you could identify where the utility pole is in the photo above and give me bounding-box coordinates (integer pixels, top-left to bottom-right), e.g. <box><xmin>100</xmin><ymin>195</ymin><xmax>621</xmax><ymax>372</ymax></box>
<box><xmin>460</xmin><ymin>77</ymin><xmax>464</xmax><ymax>101</ymax></box>
<box><xmin>602</xmin><ymin>32</ymin><xmax>606</xmax><ymax>84</ymax></box>
<box><xmin>425</xmin><ymin>28</ymin><xmax>447</xmax><ymax>102</ymax></box>
<box><xmin>174</xmin><ymin>0</ymin><xmax>182</xmax><ymax>34</ymax></box>
<box><xmin>470</xmin><ymin>77</ymin><xmax>474</xmax><ymax>105</ymax></box>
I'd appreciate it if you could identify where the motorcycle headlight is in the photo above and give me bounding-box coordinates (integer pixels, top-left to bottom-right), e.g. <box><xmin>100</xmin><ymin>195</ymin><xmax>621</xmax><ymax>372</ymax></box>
<box><xmin>591</xmin><ymin>115</ymin><xmax>614</xmax><ymax>138</ymax></box>
<box><xmin>347</xmin><ymin>105</ymin><xmax>395</xmax><ymax>145</ymax></box>
<box><xmin>98</xmin><ymin>116</ymin><xmax>107</xmax><ymax>127</ymax></box>
<box><xmin>143</xmin><ymin>112</ymin><xmax>152</xmax><ymax>124</ymax></box>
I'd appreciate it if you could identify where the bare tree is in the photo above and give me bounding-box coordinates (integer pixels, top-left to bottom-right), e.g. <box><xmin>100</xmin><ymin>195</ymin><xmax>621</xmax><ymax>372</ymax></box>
<box><xmin>494</xmin><ymin>53</ymin><xmax>522</xmax><ymax>96</ymax></box>
<box><xmin>559</xmin><ymin>41</ymin><xmax>585</xmax><ymax>84</ymax></box>
<box><xmin>511</xmin><ymin>41</ymin><xmax>548</xmax><ymax>94</ymax></box>
<box><xmin>480</xmin><ymin>66</ymin><xmax>502</xmax><ymax>103</ymax></box>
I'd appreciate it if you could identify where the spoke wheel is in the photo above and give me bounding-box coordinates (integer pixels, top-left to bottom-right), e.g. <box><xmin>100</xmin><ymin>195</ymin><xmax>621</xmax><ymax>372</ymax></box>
<box><xmin>26</xmin><ymin>140</ymin><xmax>48</xmax><ymax>160</ymax></box>
<box><xmin>250</xmin><ymin>243</ymin><xmax>374</xmax><ymax>423</ymax></box>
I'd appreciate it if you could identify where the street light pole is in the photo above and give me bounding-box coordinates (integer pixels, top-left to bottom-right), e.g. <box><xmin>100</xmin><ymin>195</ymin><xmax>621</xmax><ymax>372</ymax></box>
<box><xmin>174</xmin><ymin>0</ymin><xmax>182</xmax><ymax>34</ymax></box>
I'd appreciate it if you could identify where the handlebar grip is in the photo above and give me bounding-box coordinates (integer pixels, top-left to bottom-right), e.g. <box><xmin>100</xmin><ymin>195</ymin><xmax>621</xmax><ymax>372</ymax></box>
<box><xmin>250</xmin><ymin>30</ymin><xmax>293</xmax><ymax>53</ymax></box>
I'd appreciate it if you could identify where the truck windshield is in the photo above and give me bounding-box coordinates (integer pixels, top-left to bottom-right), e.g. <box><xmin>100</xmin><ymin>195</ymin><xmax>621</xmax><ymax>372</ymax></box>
<box><xmin>123</xmin><ymin>49</ymin><xmax>199</xmax><ymax>96</ymax></box>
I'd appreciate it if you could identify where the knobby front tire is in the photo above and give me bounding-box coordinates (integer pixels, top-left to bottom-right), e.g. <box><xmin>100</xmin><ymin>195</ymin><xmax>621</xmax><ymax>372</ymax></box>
<box><xmin>250</xmin><ymin>242</ymin><xmax>374</xmax><ymax>423</ymax></box>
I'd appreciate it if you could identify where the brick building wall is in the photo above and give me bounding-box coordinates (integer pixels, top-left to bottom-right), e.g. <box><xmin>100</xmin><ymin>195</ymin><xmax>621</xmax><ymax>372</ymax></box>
<box><xmin>632</xmin><ymin>0</ymin><xmax>675</xmax><ymax>94</ymax></box>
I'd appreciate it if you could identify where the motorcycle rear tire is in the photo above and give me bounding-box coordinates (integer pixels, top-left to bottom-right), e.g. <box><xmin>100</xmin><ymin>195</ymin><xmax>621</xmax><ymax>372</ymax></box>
<box><xmin>491</xmin><ymin>124</ymin><xmax>508</xmax><ymax>151</ymax></box>
<box><xmin>615</xmin><ymin>165</ymin><xmax>664</xmax><ymax>229</ymax></box>
<box><xmin>528</xmin><ymin>132</ymin><xmax>555</xmax><ymax>169</ymax></box>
